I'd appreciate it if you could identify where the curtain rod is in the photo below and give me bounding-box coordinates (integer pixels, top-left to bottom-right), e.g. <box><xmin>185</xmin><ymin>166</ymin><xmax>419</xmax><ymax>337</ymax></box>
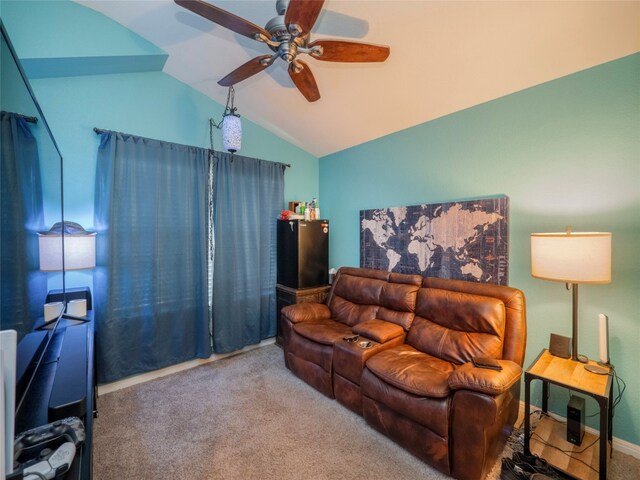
<box><xmin>93</xmin><ymin>127</ymin><xmax>291</xmax><ymax>168</ymax></box>
<box><xmin>1</xmin><ymin>111</ymin><xmax>38</xmax><ymax>123</ymax></box>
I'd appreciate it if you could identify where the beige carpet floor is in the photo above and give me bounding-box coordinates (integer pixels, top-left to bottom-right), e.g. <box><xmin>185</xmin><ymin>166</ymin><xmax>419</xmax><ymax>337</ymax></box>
<box><xmin>94</xmin><ymin>344</ymin><xmax>639</xmax><ymax>480</ymax></box>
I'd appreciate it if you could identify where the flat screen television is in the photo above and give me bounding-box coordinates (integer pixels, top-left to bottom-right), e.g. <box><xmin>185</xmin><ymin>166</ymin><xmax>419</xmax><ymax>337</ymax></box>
<box><xmin>0</xmin><ymin>19</ymin><xmax>66</xmax><ymax>475</ymax></box>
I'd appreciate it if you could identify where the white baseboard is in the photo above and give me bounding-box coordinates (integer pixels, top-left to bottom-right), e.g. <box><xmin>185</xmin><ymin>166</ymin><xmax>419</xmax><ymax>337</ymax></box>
<box><xmin>520</xmin><ymin>401</ymin><xmax>640</xmax><ymax>459</ymax></box>
<box><xmin>98</xmin><ymin>338</ymin><xmax>276</xmax><ymax>396</ymax></box>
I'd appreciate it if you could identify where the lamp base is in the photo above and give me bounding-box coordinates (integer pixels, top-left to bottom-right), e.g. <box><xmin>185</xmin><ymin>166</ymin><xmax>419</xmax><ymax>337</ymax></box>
<box><xmin>585</xmin><ymin>365</ymin><xmax>610</xmax><ymax>375</ymax></box>
<box><xmin>37</xmin><ymin>314</ymin><xmax>89</xmax><ymax>331</ymax></box>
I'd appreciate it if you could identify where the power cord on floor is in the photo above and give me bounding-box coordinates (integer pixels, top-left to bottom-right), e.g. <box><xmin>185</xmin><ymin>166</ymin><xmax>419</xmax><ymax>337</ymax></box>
<box><xmin>529</xmin><ymin>431</ymin><xmax>600</xmax><ymax>474</ymax></box>
<box><xmin>528</xmin><ymin>408</ymin><xmax>567</xmax><ymax>426</ymax></box>
<box><xmin>505</xmin><ymin>426</ymin><xmax>525</xmax><ymax>452</ymax></box>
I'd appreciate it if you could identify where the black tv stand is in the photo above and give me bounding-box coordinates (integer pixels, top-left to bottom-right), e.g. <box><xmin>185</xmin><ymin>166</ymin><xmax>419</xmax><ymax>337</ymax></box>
<box><xmin>14</xmin><ymin>312</ymin><xmax>96</xmax><ymax>480</ymax></box>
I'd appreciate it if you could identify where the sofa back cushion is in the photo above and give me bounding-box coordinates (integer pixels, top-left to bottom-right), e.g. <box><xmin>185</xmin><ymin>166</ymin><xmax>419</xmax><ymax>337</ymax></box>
<box><xmin>330</xmin><ymin>296</ymin><xmax>379</xmax><ymax>327</ymax></box>
<box><xmin>407</xmin><ymin>288</ymin><xmax>506</xmax><ymax>364</ymax></box>
<box><xmin>328</xmin><ymin>268</ymin><xmax>421</xmax><ymax>328</ymax></box>
<box><xmin>422</xmin><ymin>277</ymin><xmax>527</xmax><ymax>365</ymax></box>
<box><xmin>333</xmin><ymin>272</ymin><xmax>385</xmax><ymax>305</ymax></box>
<box><xmin>377</xmin><ymin>283</ymin><xmax>420</xmax><ymax>330</ymax></box>
<box><xmin>330</xmin><ymin>272</ymin><xmax>385</xmax><ymax>326</ymax></box>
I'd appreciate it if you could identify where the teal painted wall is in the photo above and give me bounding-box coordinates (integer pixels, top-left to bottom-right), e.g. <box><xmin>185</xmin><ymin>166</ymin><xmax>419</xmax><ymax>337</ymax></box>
<box><xmin>28</xmin><ymin>71</ymin><xmax>319</xmax><ymax>226</ymax></box>
<box><xmin>1</xmin><ymin>22</ymin><xmax>62</xmax><ymax>226</ymax></box>
<box><xmin>2</xmin><ymin>0</ymin><xmax>164</xmax><ymax>60</ymax></box>
<box><xmin>1</xmin><ymin>0</ymin><xmax>168</xmax><ymax>78</ymax></box>
<box><xmin>1</xmin><ymin>0</ymin><xmax>319</xmax><ymax>231</ymax></box>
<box><xmin>320</xmin><ymin>54</ymin><xmax>640</xmax><ymax>446</ymax></box>
<box><xmin>2</xmin><ymin>0</ymin><xmax>318</xmax><ymax>294</ymax></box>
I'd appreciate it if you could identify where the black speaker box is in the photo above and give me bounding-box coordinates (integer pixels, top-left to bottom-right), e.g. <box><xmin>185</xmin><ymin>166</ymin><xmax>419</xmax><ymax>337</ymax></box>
<box><xmin>549</xmin><ymin>333</ymin><xmax>571</xmax><ymax>359</ymax></box>
<box><xmin>567</xmin><ymin>395</ymin><xmax>585</xmax><ymax>445</ymax></box>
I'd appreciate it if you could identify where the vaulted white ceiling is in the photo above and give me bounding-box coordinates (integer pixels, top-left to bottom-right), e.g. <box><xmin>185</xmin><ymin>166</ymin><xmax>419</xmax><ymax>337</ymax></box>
<box><xmin>78</xmin><ymin>1</ymin><xmax>640</xmax><ymax>158</ymax></box>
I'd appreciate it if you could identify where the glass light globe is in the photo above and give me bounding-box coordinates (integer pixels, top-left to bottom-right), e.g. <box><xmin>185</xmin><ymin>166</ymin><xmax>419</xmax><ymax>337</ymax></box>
<box><xmin>222</xmin><ymin>114</ymin><xmax>241</xmax><ymax>153</ymax></box>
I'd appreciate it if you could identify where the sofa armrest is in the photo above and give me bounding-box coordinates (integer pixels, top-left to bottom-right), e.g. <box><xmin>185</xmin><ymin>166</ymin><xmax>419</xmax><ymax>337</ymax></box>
<box><xmin>448</xmin><ymin>360</ymin><xmax>521</xmax><ymax>395</ymax></box>
<box><xmin>352</xmin><ymin>319</ymin><xmax>405</xmax><ymax>343</ymax></box>
<box><xmin>281</xmin><ymin>303</ymin><xmax>331</xmax><ymax>324</ymax></box>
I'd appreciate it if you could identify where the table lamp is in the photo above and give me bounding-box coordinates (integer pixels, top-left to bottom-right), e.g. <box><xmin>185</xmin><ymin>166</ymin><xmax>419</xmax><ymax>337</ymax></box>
<box><xmin>38</xmin><ymin>221</ymin><xmax>96</xmax><ymax>325</ymax></box>
<box><xmin>530</xmin><ymin>227</ymin><xmax>611</xmax><ymax>363</ymax></box>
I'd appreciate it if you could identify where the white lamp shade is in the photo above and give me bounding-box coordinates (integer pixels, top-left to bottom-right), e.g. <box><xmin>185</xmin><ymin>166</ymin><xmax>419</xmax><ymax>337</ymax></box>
<box><xmin>38</xmin><ymin>233</ymin><xmax>96</xmax><ymax>271</ymax></box>
<box><xmin>222</xmin><ymin>114</ymin><xmax>241</xmax><ymax>153</ymax></box>
<box><xmin>531</xmin><ymin>231</ymin><xmax>611</xmax><ymax>284</ymax></box>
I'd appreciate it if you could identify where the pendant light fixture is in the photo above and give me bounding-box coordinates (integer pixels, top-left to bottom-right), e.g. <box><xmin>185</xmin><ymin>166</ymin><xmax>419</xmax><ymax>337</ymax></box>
<box><xmin>211</xmin><ymin>86</ymin><xmax>242</xmax><ymax>154</ymax></box>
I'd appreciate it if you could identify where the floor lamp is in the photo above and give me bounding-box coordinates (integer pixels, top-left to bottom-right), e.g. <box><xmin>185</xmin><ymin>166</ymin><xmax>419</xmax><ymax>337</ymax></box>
<box><xmin>530</xmin><ymin>228</ymin><xmax>611</xmax><ymax>363</ymax></box>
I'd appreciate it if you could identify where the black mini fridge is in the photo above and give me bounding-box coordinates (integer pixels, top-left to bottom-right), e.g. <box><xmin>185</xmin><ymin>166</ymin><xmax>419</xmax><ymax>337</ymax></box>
<box><xmin>277</xmin><ymin>219</ymin><xmax>329</xmax><ymax>289</ymax></box>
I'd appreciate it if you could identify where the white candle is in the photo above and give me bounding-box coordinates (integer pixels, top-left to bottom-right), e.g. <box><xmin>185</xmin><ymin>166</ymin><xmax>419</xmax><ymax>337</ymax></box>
<box><xmin>598</xmin><ymin>313</ymin><xmax>609</xmax><ymax>364</ymax></box>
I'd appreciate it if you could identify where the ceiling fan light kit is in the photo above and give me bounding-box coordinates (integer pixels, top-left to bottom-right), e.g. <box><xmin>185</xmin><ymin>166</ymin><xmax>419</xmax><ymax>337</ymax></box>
<box><xmin>175</xmin><ymin>0</ymin><xmax>391</xmax><ymax>102</ymax></box>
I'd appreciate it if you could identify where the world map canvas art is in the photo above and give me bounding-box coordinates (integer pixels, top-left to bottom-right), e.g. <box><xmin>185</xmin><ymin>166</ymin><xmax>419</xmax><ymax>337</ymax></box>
<box><xmin>360</xmin><ymin>196</ymin><xmax>509</xmax><ymax>285</ymax></box>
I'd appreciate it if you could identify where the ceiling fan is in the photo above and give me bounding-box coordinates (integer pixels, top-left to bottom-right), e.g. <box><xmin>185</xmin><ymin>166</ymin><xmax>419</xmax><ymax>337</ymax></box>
<box><xmin>174</xmin><ymin>0</ymin><xmax>390</xmax><ymax>102</ymax></box>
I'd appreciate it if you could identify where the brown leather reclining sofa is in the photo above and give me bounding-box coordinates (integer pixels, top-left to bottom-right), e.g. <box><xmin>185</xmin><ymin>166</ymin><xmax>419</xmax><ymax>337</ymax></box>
<box><xmin>280</xmin><ymin>267</ymin><xmax>527</xmax><ymax>480</ymax></box>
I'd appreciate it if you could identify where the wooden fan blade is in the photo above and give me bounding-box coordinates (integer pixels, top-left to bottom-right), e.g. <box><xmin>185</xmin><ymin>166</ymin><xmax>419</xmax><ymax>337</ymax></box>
<box><xmin>289</xmin><ymin>61</ymin><xmax>320</xmax><ymax>102</ymax></box>
<box><xmin>308</xmin><ymin>40</ymin><xmax>390</xmax><ymax>62</ymax></box>
<box><xmin>285</xmin><ymin>0</ymin><xmax>325</xmax><ymax>36</ymax></box>
<box><xmin>218</xmin><ymin>55</ymin><xmax>273</xmax><ymax>86</ymax></box>
<box><xmin>175</xmin><ymin>0</ymin><xmax>270</xmax><ymax>40</ymax></box>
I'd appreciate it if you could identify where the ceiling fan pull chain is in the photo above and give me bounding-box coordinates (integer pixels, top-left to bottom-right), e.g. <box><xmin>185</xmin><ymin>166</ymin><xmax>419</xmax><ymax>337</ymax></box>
<box><xmin>226</xmin><ymin>86</ymin><xmax>235</xmax><ymax>115</ymax></box>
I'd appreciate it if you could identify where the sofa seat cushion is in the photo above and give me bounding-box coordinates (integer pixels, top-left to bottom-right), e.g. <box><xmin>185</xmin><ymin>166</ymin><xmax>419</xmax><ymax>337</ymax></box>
<box><xmin>365</xmin><ymin>344</ymin><xmax>455</xmax><ymax>398</ymax></box>
<box><xmin>288</xmin><ymin>330</ymin><xmax>333</xmax><ymax>373</ymax></box>
<box><xmin>293</xmin><ymin>319</ymin><xmax>353</xmax><ymax>346</ymax></box>
<box><xmin>361</xmin><ymin>367</ymin><xmax>450</xmax><ymax>437</ymax></box>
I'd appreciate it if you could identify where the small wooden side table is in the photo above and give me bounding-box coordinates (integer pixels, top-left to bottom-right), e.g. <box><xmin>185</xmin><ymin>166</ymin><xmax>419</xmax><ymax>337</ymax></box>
<box><xmin>275</xmin><ymin>284</ymin><xmax>331</xmax><ymax>346</ymax></box>
<box><xmin>524</xmin><ymin>349</ymin><xmax>613</xmax><ymax>480</ymax></box>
